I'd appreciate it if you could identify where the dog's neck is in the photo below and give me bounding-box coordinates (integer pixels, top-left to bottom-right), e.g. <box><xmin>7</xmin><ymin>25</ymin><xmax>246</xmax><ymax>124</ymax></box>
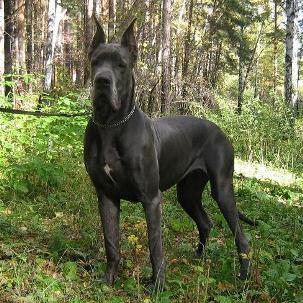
<box><xmin>93</xmin><ymin>74</ymin><xmax>136</xmax><ymax>128</ymax></box>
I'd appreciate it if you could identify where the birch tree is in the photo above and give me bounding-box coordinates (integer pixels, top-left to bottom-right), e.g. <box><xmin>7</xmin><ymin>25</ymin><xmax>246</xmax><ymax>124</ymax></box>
<box><xmin>44</xmin><ymin>0</ymin><xmax>66</xmax><ymax>92</ymax></box>
<box><xmin>285</xmin><ymin>0</ymin><xmax>300</xmax><ymax>115</ymax></box>
<box><xmin>83</xmin><ymin>0</ymin><xmax>94</xmax><ymax>85</ymax></box>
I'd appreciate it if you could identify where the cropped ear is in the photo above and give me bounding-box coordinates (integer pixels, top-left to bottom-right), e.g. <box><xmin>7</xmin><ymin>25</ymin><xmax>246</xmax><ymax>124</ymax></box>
<box><xmin>121</xmin><ymin>18</ymin><xmax>137</xmax><ymax>63</ymax></box>
<box><xmin>88</xmin><ymin>15</ymin><xmax>106</xmax><ymax>58</ymax></box>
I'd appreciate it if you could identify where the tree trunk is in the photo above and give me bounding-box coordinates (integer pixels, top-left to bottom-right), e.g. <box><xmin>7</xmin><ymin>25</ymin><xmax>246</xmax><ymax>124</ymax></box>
<box><xmin>74</xmin><ymin>12</ymin><xmax>82</xmax><ymax>85</ymax></box>
<box><xmin>44</xmin><ymin>0</ymin><xmax>66</xmax><ymax>92</ymax></box>
<box><xmin>254</xmin><ymin>54</ymin><xmax>260</xmax><ymax>98</ymax></box>
<box><xmin>108</xmin><ymin>0</ymin><xmax>115</xmax><ymax>41</ymax></box>
<box><xmin>33</xmin><ymin>0</ymin><xmax>46</xmax><ymax>75</ymax></box>
<box><xmin>273</xmin><ymin>0</ymin><xmax>278</xmax><ymax>97</ymax></box>
<box><xmin>160</xmin><ymin>0</ymin><xmax>171</xmax><ymax>113</ymax></box>
<box><xmin>25</xmin><ymin>0</ymin><xmax>33</xmax><ymax>75</ymax></box>
<box><xmin>64</xmin><ymin>17</ymin><xmax>72</xmax><ymax>80</ymax></box>
<box><xmin>237</xmin><ymin>23</ymin><xmax>263</xmax><ymax>113</ymax></box>
<box><xmin>44</xmin><ymin>0</ymin><xmax>57</xmax><ymax>92</ymax></box>
<box><xmin>285</xmin><ymin>0</ymin><xmax>299</xmax><ymax>116</ymax></box>
<box><xmin>94</xmin><ymin>0</ymin><xmax>102</xmax><ymax>18</ymax></box>
<box><xmin>0</xmin><ymin>0</ymin><xmax>4</xmax><ymax>95</ymax></box>
<box><xmin>210</xmin><ymin>42</ymin><xmax>222</xmax><ymax>87</ymax></box>
<box><xmin>181</xmin><ymin>0</ymin><xmax>193</xmax><ymax>100</ymax></box>
<box><xmin>4</xmin><ymin>0</ymin><xmax>14</xmax><ymax>99</ymax></box>
<box><xmin>83</xmin><ymin>0</ymin><xmax>93</xmax><ymax>85</ymax></box>
<box><xmin>237</xmin><ymin>26</ymin><xmax>245</xmax><ymax>114</ymax></box>
<box><xmin>15</xmin><ymin>0</ymin><xmax>25</xmax><ymax>73</ymax></box>
<box><xmin>173</xmin><ymin>0</ymin><xmax>186</xmax><ymax>97</ymax></box>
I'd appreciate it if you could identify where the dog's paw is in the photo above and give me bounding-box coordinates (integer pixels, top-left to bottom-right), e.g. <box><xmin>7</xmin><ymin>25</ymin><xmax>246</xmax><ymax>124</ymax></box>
<box><xmin>194</xmin><ymin>243</ymin><xmax>205</xmax><ymax>257</ymax></box>
<box><xmin>238</xmin><ymin>258</ymin><xmax>251</xmax><ymax>281</ymax></box>
<box><xmin>97</xmin><ymin>271</ymin><xmax>117</xmax><ymax>286</ymax></box>
<box><xmin>141</xmin><ymin>275</ymin><xmax>166</xmax><ymax>293</ymax></box>
<box><xmin>238</xmin><ymin>270</ymin><xmax>250</xmax><ymax>281</ymax></box>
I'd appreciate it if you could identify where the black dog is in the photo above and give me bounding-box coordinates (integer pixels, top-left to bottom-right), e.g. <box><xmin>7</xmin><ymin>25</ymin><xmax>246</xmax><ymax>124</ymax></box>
<box><xmin>84</xmin><ymin>18</ymin><xmax>255</xmax><ymax>287</ymax></box>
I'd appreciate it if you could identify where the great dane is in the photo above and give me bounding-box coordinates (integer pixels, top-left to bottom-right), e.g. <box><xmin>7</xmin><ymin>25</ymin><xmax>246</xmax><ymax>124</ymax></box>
<box><xmin>84</xmin><ymin>18</ymin><xmax>256</xmax><ymax>288</ymax></box>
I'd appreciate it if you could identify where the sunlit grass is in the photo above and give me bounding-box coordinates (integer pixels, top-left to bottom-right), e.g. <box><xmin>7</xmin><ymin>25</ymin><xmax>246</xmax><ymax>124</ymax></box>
<box><xmin>234</xmin><ymin>158</ymin><xmax>301</xmax><ymax>186</ymax></box>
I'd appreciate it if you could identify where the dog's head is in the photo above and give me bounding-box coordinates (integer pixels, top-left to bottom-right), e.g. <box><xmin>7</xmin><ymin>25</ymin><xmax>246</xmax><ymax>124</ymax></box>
<box><xmin>89</xmin><ymin>17</ymin><xmax>137</xmax><ymax>120</ymax></box>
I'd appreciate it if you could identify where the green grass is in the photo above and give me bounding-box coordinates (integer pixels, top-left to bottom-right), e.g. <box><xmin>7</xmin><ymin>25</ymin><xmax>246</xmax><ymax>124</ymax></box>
<box><xmin>0</xmin><ymin>167</ymin><xmax>302</xmax><ymax>302</ymax></box>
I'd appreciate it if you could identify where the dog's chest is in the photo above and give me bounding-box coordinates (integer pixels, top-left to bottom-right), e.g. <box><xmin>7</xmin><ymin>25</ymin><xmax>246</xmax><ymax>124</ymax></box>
<box><xmin>98</xmin><ymin>146</ymin><xmax>121</xmax><ymax>183</ymax></box>
<box><xmin>96</xmin><ymin>144</ymin><xmax>142</xmax><ymax>201</ymax></box>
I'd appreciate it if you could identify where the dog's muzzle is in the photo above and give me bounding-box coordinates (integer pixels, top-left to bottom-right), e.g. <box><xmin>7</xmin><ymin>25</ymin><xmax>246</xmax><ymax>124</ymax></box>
<box><xmin>93</xmin><ymin>74</ymin><xmax>120</xmax><ymax>112</ymax></box>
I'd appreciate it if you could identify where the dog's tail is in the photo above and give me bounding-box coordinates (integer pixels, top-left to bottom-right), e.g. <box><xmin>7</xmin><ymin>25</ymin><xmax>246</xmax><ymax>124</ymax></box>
<box><xmin>238</xmin><ymin>211</ymin><xmax>258</xmax><ymax>226</ymax></box>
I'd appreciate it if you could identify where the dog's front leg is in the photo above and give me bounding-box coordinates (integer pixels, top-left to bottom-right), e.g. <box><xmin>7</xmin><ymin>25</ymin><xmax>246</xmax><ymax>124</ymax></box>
<box><xmin>98</xmin><ymin>193</ymin><xmax>120</xmax><ymax>285</ymax></box>
<box><xmin>143</xmin><ymin>191</ymin><xmax>165</xmax><ymax>289</ymax></box>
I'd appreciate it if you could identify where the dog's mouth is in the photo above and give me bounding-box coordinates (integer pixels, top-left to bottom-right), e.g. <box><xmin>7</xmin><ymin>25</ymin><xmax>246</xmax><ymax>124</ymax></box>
<box><xmin>91</xmin><ymin>71</ymin><xmax>121</xmax><ymax>113</ymax></box>
<box><xmin>91</xmin><ymin>89</ymin><xmax>121</xmax><ymax>123</ymax></box>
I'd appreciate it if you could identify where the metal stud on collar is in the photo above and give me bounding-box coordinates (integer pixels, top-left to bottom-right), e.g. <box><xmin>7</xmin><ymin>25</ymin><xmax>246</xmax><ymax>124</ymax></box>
<box><xmin>92</xmin><ymin>105</ymin><xmax>136</xmax><ymax>128</ymax></box>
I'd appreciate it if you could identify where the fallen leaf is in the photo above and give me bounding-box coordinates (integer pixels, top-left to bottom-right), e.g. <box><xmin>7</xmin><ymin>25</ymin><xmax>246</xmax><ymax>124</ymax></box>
<box><xmin>217</xmin><ymin>281</ymin><xmax>234</xmax><ymax>292</ymax></box>
<box><xmin>2</xmin><ymin>208</ymin><xmax>12</xmax><ymax>215</ymax></box>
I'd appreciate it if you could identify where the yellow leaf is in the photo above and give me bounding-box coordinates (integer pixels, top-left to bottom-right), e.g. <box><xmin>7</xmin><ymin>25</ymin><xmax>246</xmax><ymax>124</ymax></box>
<box><xmin>2</xmin><ymin>208</ymin><xmax>12</xmax><ymax>215</ymax></box>
<box><xmin>217</xmin><ymin>281</ymin><xmax>234</xmax><ymax>291</ymax></box>
<box><xmin>127</xmin><ymin>234</ymin><xmax>138</xmax><ymax>244</ymax></box>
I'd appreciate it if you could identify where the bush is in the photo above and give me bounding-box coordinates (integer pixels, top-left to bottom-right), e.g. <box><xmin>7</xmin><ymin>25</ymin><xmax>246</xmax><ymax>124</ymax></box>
<box><xmin>0</xmin><ymin>92</ymin><xmax>88</xmax><ymax>196</ymax></box>
<box><xmin>189</xmin><ymin>93</ymin><xmax>303</xmax><ymax>172</ymax></box>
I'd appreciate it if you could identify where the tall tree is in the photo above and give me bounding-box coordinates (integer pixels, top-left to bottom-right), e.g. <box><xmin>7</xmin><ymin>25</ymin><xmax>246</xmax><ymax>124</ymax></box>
<box><xmin>25</xmin><ymin>0</ymin><xmax>33</xmax><ymax>74</ymax></box>
<box><xmin>4</xmin><ymin>0</ymin><xmax>14</xmax><ymax>98</ymax></box>
<box><xmin>94</xmin><ymin>0</ymin><xmax>102</xmax><ymax>18</ymax></box>
<box><xmin>237</xmin><ymin>21</ymin><xmax>264</xmax><ymax>113</ymax></box>
<box><xmin>63</xmin><ymin>17</ymin><xmax>72</xmax><ymax>80</ymax></box>
<box><xmin>33</xmin><ymin>0</ymin><xmax>46</xmax><ymax>75</ymax></box>
<box><xmin>108</xmin><ymin>0</ymin><xmax>115</xmax><ymax>40</ymax></box>
<box><xmin>44</xmin><ymin>0</ymin><xmax>66</xmax><ymax>92</ymax></box>
<box><xmin>273</xmin><ymin>0</ymin><xmax>279</xmax><ymax>96</ymax></box>
<box><xmin>160</xmin><ymin>0</ymin><xmax>172</xmax><ymax>113</ymax></box>
<box><xmin>237</xmin><ymin>25</ymin><xmax>246</xmax><ymax>114</ymax></box>
<box><xmin>181</xmin><ymin>0</ymin><xmax>193</xmax><ymax>100</ymax></box>
<box><xmin>285</xmin><ymin>0</ymin><xmax>300</xmax><ymax>115</ymax></box>
<box><xmin>0</xmin><ymin>0</ymin><xmax>4</xmax><ymax>95</ymax></box>
<box><xmin>15</xmin><ymin>0</ymin><xmax>26</xmax><ymax>73</ymax></box>
<box><xmin>83</xmin><ymin>0</ymin><xmax>94</xmax><ymax>85</ymax></box>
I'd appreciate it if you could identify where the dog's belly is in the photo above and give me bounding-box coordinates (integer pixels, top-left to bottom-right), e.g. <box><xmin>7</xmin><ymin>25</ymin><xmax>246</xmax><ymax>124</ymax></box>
<box><xmin>154</xmin><ymin>116</ymin><xmax>211</xmax><ymax>191</ymax></box>
<box><xmin>158</xmin><ymin>157</ymin><xmax>206</xmax><ymax>191</ymax></box>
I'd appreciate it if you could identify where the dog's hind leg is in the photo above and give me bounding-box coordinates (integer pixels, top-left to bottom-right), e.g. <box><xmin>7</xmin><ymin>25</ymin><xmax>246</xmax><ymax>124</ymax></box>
<box><xmin>209</xmin><ymin>171</ymin><xmax>250</xmax><ymax>280</ymax></box>
<box><xmin>177</xmin><ymin>170</ymin><xmax>212</xmax><ymax>256</ymax></box>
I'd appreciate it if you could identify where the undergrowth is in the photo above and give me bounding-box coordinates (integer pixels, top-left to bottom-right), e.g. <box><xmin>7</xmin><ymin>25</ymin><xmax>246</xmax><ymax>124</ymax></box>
<box><xmin>0</xmin><ymin>91</ymin><xmax>302</xmax><ymax>302</ymax></box>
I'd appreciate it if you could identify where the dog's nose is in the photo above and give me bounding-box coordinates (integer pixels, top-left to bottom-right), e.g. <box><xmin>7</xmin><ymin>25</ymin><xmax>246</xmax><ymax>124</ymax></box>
<box><xmin>95</xmin><ymin>75</ymin><xmax>111</xmax><ymax>87</ymax></box>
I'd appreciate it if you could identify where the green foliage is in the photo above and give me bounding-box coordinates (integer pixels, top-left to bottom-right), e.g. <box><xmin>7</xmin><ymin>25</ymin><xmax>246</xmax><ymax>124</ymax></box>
<box><xmin>63</xmin><ymin>261</ymin><xmax>79</xmax><ymax>281</ymax></box>
<box><xmin>191</xmin><ymin>91</ymin><xmax>303</xmax><ymax>172</ymax></box>
<box><xmin>0</xmin><ymin>92</ymin><xmax>88</xmax><ymax>195</ymax></box>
